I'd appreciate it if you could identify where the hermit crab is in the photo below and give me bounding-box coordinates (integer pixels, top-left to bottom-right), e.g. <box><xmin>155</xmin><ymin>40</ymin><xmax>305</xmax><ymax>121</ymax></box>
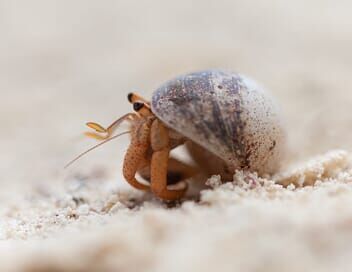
<box><xmin>67</xmin><ymin>70</ymin><xmax>286</xmax><ymax>201</ymax></box>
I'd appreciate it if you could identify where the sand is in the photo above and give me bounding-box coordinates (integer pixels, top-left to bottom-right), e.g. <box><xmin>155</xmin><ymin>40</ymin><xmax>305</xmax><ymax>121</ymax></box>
<box><xmin>2</xmin><ymin>1</ymin><xmax>352</xmax><ymax>271</ymax></box>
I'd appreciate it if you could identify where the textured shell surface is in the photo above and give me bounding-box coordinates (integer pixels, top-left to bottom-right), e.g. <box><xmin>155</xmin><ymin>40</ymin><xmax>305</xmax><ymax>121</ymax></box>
<box><xmin>151</xmin><ymin>69</ymin><xmax>286</xmax><ymax>175</ymax></box>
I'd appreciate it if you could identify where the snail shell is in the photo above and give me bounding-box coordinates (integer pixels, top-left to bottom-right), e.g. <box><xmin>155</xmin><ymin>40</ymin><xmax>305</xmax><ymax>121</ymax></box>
<box><xmin>151</xmin><ymin>69</ymin><xmax>286</xmax><ymax>177</ymax></box>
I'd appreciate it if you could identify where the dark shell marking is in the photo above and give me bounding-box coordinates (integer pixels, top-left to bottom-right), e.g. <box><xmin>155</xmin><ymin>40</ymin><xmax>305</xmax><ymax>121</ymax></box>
<box><xmin>151</xmin><ymin>70</ymin><xmax>285</xmax><ymax>175</ymax></box>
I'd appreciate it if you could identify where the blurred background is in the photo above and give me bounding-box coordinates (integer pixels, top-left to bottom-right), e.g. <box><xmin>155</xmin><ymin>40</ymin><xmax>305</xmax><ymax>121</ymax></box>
<box><xmin>1</xmin><ymin>0</ymin><xmax>352</xmax><ymax>196</ymax></box>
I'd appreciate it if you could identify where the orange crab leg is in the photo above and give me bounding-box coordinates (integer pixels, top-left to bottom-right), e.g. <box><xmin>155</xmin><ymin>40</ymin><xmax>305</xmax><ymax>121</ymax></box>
<box><xmin>150</xmin><ymin>119</ymin><xmax>187</xmax><ymax>200</ymax></box>
<box><xmin>122</xmin><ymin>121</ymin><xmax>152</xmax><ymax>191</ymax></box>
<box><xmin>137</xmin><ymin>157</ymin><xmax>198</xmax><ymax>185</ymax></box>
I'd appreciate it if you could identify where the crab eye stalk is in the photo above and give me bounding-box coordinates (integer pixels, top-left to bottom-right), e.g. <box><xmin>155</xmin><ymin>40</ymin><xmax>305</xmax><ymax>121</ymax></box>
<box><xmin>132</xmin><ymin>101</ymin><xmax>152</xmax><ymax>117</ymax></box>
<box><xmin>128</xmin><ymin>92</ymin><xmax>149</xmax><ymax>104</ymax></box>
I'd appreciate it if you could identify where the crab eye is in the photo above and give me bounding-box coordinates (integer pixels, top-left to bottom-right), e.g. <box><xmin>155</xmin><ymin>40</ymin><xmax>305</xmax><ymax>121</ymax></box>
<box><xmin>127</xmin><ymin>93</ymin><xmax>133</xmax><ymax>103</ymax></box>
<box><xmin>133</xmin><ymin>102</ymin><xmax>144</xmax><ymax>111</ymax></box>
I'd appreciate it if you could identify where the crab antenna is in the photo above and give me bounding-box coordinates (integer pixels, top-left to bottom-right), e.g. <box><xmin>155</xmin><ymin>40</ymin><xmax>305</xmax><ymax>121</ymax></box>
<box><xmin>64</xmin><ymin>131</ymin><xmax>131</xmax><ymax>169</ymax></box>
<box><xmin>86</xmin><ymin>113</ymin><xmax>134</xmax><ymax>140</ymax></box>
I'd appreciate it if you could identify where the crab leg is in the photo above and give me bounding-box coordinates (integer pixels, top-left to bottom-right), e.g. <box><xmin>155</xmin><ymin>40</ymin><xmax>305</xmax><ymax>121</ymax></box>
<box><xmin>150</xmin><ymin>119</ymin><xmax>188</xmax><ymax>200</ymax></box>
<box><xmin>122</xmin><ymin>122</ymin><xmax>151</xmax><ymax>191</ymax></box>
<box><xmin>138</xmin><ymin>157</ymin><xmax>198</xmax><ymax>185</ymax></box>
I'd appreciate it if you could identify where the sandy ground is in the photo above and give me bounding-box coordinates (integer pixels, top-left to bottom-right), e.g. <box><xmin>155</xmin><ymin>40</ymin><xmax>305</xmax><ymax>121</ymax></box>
<box><xmin>2</xmin><ymin>1</ymin><xmax>352</xmax><ymax>271</ymax></box>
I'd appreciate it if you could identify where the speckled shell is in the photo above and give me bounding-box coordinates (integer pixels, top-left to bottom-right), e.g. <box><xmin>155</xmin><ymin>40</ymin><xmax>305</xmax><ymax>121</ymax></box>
<box><xmin>151</xmin><ymin>70</ymin><xmax>286</xmax><ymax>175</ymax></box>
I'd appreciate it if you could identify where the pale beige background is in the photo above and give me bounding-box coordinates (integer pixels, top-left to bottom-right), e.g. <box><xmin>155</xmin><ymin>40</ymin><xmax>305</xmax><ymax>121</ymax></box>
<box><xmin>1</xmin><ymin>1</ymin><xmax>352</xmax><ymax>271</ymax></box>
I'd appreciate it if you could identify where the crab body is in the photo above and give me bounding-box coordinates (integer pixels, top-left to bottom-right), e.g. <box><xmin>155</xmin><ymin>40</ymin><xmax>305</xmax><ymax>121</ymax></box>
<box><xmin>84</xmin><ymin>69</ymin><xmax>286</xmax><ymax>201</ymax></box>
